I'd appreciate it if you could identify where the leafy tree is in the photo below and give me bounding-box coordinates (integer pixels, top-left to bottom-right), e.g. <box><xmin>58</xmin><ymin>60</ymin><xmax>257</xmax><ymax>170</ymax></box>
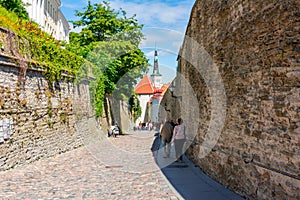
<box><xmin>69</xmin><ymin>1</ymin><xmax>149</xmax><ymax>117</ymax></box>
<box><xmin>87</xmin><ymin>40</ymin><xmax>148</xmax><ymax>95</ymax></box>
<box><xmin>129</xmin><ymin>93</ymin><xmax>142</xmax><ymax>122</ymax></box>
<box><xmin>70</xmin><ymin>1</ymin><xmax>143</xmax><ymax>46</ymax></box>
<box><xmin>0</xmin><ymin>0</ymin><xmax>29</xmax><ymax>19</ymax></box>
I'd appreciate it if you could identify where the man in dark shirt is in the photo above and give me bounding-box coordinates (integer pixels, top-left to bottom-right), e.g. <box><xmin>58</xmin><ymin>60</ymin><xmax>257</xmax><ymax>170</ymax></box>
<box><xmin>160</xmin><ymin>119</ymin><xmax>174</xmax><ymax>158</ymax></box>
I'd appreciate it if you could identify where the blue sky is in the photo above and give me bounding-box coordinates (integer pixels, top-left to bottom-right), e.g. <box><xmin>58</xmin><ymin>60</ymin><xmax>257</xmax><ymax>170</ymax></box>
<box><xmin>60</xmin><ymin>0</ymin><xmax>195</xmax><ymax>83</ymax></box>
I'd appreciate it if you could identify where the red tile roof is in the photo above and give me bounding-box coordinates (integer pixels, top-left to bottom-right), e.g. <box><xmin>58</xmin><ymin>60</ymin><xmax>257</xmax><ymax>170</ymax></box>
<box><xmin>150</xmin><ymin>83</ymin><xmax>170</xmax><ymax>100</ymax></box>
<box><xmin>160</xmin><ymin>83</ymin><xmax>170</xmax><ymax>96</ymax></box>
<box><xmin>134</xmin><ymin>75</ymin><xmax>156</xmax><ymax>94</ymax></box>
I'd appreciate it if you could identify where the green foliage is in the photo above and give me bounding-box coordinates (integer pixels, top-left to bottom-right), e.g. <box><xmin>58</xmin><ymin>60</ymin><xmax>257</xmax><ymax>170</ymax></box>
<box><xmin>68</xmin><ymin>32</ymin><xmax>93</xmax><ymax>58</ymax></box>
<box><xmin>85</xmin><ymin>40</ymin><xmax>149</xmax><ymax>117</ymax></box>
<box><xmin>17</xmin><ymin>20</ymin><xmax>89</xmax><ymax>83</ymax></box>
<box><xmin>128</xmin><ymin>93</ymin><xmax>142</xmax><ymax>122</ymax></box>
<box><xmin>93</xmin><ymin>74</ymin><xmax>106</xmax><ymax>117</ymax></box>
<box><xmin>70</xmin><ymin>1</ymin><xmax>144</xmax><ymax>46</ymax></box>
<box><xmin>87</xmin><ymin>41</ymin><xmax>149</xmax><ymax>96</ymax></box>
<box><xmin>0</xmin><ymin>5</ymin><xmax>91</xmax><ymax>84</ymax></box>
<box><xmin>0</xmin><ymin>5</ymin><xmax>19</xmax><ymax>32</ymax></box>
<box><xmin>60</xmin><ymin>112</ymin><xmax>67</xmax><ymax>123</ymax></box>
<box><xmin>68</xmin><ymin>1</ymin><xmax>149</xmax><ymax>116</ymax></box>
<box><xmin>0</xmin><ymin>0</ymin><xmax>29</xmax><ymax>20</ymax></box>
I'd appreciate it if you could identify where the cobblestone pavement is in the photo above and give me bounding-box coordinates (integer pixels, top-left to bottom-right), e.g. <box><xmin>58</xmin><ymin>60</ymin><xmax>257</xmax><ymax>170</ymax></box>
<box><xmin>0</xmin><ymin>130</ymin><xmax>179</xmax><ymax>200</ymax></box>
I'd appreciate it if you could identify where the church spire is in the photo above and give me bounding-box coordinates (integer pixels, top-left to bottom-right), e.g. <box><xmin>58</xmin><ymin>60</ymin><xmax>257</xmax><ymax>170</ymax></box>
<box><xmin>151</xmin><ymin>47</ymin><xmax>162</xmax><ymax>89</ymax></box>
<box><xmin>153</xmin><ymin>48</ymin><xmax>159</xmax><ymax>74</ymax></box>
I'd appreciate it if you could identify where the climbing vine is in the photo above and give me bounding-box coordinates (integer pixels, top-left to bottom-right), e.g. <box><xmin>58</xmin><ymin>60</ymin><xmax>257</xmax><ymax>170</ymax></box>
<box><xmin>128</xmin><ymin>93</ymin><xmax>142</xmax><ymax>122</ymax></box>
<box><xmin>0</xmin><ymin>5</ymin><xmax>91</xmax><ymax>84</ymax></box>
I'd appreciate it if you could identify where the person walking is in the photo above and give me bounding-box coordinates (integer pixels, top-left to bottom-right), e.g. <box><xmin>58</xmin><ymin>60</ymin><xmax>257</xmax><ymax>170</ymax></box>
<box><xmin>160</xmin><ymin>118</ymin><xmax>174</xmax><ymax>158</ymax></box>
<box><xmin>148</xmin><ymin>120</ymin><xmax>153</xmax><ymax>131</ymax></box>
<box><xmin>170</xmin><ymin>119</ymin><xmax>176</xmax><ymax>128</ymax></box>
<box><xmin>138</xmin><ymin>121</ymin><xmax>142</xmax><ymax>130</ymax></box>
<box><xmin>171</xmin><ymin>118</ymin><xmax>186</xmax><ymax>162</ymax></box>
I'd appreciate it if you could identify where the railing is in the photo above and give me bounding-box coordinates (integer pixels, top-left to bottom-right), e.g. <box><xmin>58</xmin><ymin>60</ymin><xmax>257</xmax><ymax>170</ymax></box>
<box><xmin>186</xmin><ymin>138</ymin><xmax>300</xmax><ymax>181</ymax></box>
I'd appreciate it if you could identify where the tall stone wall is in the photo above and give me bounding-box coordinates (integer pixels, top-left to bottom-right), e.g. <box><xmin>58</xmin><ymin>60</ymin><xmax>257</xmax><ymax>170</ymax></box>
<box><xmin>111</xmin><ymin>99</ymin><xmax>132</xmax><ymax>133</ymax></box>
<box><xmin>0</xmin><ymin>52</ymin><xmax>96</xmax><ymax>171</ymax></box>
<box><xmin>178</xmin><ymin>0</ymin><xmax>300</xmax><ymax>199</ymax></box>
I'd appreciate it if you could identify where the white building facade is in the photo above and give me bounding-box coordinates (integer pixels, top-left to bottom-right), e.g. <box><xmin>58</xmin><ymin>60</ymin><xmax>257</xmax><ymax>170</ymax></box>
<box><xmin>22</xmin><ymin>0</ymin><xmax>70</xmax><ymax>42</ymax></box>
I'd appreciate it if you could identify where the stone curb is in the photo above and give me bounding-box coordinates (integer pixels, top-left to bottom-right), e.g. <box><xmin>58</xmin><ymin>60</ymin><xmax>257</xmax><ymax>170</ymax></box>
<box><xmin>158</xmin><ymin>166</ymin><xmax>184</xmax><ymax>200</ymax></box>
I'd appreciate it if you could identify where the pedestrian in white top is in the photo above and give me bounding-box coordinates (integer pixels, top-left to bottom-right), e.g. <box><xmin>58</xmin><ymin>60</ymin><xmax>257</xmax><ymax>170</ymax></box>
<box><xmin>171</xmin><ymin>118</ymin><xmax>186</xmax><ymax>162</ymax></box>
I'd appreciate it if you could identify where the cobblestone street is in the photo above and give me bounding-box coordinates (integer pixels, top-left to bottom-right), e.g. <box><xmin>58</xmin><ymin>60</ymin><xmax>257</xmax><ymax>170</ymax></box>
<box><xmin>0</xmin><ymin>130</ymin><xmax>178</xmax><ymax>199</ymax></box>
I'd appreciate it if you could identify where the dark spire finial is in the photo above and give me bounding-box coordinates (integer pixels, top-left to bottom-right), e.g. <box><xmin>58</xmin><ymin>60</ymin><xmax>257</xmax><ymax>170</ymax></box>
<box><xmin>153</xmin><ymin>47</ymin><xmax>159</xmax><ymax>74</ymax></box>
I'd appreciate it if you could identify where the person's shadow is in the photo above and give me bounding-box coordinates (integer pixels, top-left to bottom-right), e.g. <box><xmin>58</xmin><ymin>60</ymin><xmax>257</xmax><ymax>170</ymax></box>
<box><xmin>150</xmin><ymin>132</ymin><xmax>160</xmax><ymax>152</ymax></box>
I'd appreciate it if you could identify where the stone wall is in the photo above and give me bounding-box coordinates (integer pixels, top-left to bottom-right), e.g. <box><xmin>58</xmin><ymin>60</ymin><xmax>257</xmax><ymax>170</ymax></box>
<box><xmin>177</xmin><ymin>0</ymin><xmax>300</xmax><ymax>199</ymax></box>
<box><xmin>0</xmin><ymin>47</ymin><xmax>95</xmax><ymax>171</ymax></box>
<box><xmin>111</xmin><ymin>99</ymin><xmax>132</xmax><ymax>133</ymax></box>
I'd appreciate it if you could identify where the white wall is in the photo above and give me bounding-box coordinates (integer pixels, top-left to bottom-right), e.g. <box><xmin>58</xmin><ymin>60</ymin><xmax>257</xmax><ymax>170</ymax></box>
<box><xmin>136</xmin><ymin>94</ymin><xmax>151</xmax><ymax>126</ymax></box>
<box><xmin>22</xmin><ymin>0</ymin><xmax>69</xmax><ymax>42</ymax></box>
<box><xmin>57</xmin><ymin>10</ymin><xmax>69</xmax><ymax>42</ymax></box>
<box><xmin>151</xmin><ymin>98</ymin><xmax>161</xmax><ymax>123</ymax></box>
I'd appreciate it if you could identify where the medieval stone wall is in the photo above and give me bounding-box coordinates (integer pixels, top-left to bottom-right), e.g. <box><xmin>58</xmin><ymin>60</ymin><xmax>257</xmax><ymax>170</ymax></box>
<box><xmin>0</xmin><ymin>45</ymin><xmax>95</xmax><ymax>171</ymax></box>
<box><xmin>178</xmin><ymin>0</ymin><xmax>300</xmax><ymax>199</ymax></box>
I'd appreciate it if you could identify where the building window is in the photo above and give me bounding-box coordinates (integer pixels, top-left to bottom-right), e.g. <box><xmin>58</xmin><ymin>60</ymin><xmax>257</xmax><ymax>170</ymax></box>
<box><xmin>50</xmin><ymin>4</ymin><xmax>52</xmax><ymax>17</ymax></box>
<box><xmin>44</xmin><ymin>0</ymin><xmax>47</xmax><ymax>14</ymax></box>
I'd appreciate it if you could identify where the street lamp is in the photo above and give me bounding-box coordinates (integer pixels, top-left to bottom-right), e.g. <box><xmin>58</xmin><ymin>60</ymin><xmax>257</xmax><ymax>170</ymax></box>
<box><xmin>170</xmin><ymin>81</ymin><xmax>176</xmax><ymax>97</ymax></box>
<box><xmin>169</xmin><ymin>81</ymin><xmax>181</xmax><ymax>99</ymax></box>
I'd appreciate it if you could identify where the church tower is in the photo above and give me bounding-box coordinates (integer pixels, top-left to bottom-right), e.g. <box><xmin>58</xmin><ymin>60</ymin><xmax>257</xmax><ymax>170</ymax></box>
<box><xmin>150</xmin><ymin>49</ymin><xmax>163</xmax><ymax>89</ymax></box>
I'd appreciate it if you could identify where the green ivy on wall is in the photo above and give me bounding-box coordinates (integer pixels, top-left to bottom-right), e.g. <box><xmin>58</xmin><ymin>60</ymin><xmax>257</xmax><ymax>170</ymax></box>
<box><xmin>0</xmin><ymin>5</ymin><xmax>92</xmax><ymax>84</ymax></box>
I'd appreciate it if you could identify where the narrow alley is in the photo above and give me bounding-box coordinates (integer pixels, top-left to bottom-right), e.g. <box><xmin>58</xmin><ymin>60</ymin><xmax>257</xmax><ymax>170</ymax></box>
<box><xmin>0</xmin><ymin>129</ymin><xmax>244</xmax><ymax>199</ymax></box>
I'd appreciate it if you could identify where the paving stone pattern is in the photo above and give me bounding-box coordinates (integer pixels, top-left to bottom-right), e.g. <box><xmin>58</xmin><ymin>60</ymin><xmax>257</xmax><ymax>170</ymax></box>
<box><xmin>0</xmin><ymin>131</ymin><xmax>178</xmax><ymax>199</ymax></box>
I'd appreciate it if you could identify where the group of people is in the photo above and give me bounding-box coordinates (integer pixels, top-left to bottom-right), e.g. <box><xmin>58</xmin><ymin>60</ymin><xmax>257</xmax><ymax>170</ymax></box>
<box><xmin>159</xmin><ymin>118</ymin><xmax>186</xmax><ymax>162</ymax></box>
<box><xmin>137</xmin><ymin>120</ymin><xmax>154</xmax><ymax>131</ymax></box>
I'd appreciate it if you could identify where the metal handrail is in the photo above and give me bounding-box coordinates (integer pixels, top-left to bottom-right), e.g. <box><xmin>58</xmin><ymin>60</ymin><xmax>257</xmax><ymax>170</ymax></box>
<box><xmin>187</xmin><ymin>138</ymin><xmax>300</xmax><ymax>181</ymax></box>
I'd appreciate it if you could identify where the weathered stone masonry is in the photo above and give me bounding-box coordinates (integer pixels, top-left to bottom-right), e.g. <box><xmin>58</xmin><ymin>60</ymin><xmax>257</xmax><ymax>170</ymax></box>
<box><xmin>0</xmin><ymin>29</ymin><xmax>95</xmax><ymax>171</ymax></box>
<box><xmin>177</xmin><ymin>0</ymin><xmax>299</xmax><ymax>199</ymax></box>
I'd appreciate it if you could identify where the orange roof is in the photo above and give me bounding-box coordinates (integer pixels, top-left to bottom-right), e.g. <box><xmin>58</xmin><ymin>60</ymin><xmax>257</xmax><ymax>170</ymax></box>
<box><xmin>150</xmin><ymin>83</ymin><xmax>171</xmax><ymax>100</ymax></box>
<box><xmin>151</xmin><ymin>94</ymin><xmax>162</xmax><ymax>99</ymax></box>
<box><xmin>160</xmin><ymin>83</ymin><xmax>170</xmax><ymax>96</ymax></box>
<box><xmin>134</xmin><ymin>75</ymin><xmax>156</xmax><ymax>94</ymax></box>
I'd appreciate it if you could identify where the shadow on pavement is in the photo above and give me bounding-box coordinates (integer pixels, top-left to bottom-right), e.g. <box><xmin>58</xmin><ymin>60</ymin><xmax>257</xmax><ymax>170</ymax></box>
<box><xmin>151</xmin><ymin>132</ymin><xmax>161</xmax><ymax>152</ymax></box>
<box><xmin>151</xmin><ymin>132</ymin><xmax>245</xmax><ymax>200</ymax></box>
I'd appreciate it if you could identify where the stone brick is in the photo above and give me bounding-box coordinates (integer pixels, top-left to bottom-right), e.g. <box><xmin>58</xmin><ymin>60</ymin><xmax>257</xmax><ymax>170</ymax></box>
<box><xmin>0</xmin><ymin>32</ymin><xmax>95</xmax><ymax>171</ymax></box>
<box><xmin>174</xmin><ymin>0</ymin><xmax>300</xmax><ymax>199</ymax></box>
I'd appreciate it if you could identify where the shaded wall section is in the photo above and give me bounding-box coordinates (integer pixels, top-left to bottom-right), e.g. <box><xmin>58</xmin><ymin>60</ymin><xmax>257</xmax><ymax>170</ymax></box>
<box><xmin>178</xmin><ymin>0</ymin><xmax>300</xmax><ymax>199</ymax></box>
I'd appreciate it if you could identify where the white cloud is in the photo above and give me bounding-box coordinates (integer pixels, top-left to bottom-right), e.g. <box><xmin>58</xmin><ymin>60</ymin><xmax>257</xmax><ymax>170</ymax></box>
<box><xmin>140</xmin><ymin>27</ymin><xmax>184</xmax><ymax>55</ymax></box>
<box><xmin>107</xmin><ymin>0</ymin><xmax>192</xmax><ymax>29</ymax></box>
<box><xmin>172</xmin><ymin>41</ymin><xmax>182</xmax><ymax>50</ymax></box>
<box><xmin>66</xmin><ymin>0</ymin><xmax>193</xmax><ymax>33</ymax></box>
<box><xmin>145</xmin><ymin>49</ymin><xmax>172</xmax><ymax>57</ymax></box>
<box><xmin>71</xmin><ymin>26</ymin><xmax>83</xmax><ymax>33</ymax></box>
<box><xmin>61</xmin><ymin>3</ymin><xmax>81</xmax><ymax>9</ymax></box>
<box><xmin>61</xmin><ymin>0</ymin><xmax>192</xmax><ymax>83</ymax></box>
<box><xmin>145</xmin><ymin>50</ymin><xmax>155</xmax><ymax>57</ymax></box>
